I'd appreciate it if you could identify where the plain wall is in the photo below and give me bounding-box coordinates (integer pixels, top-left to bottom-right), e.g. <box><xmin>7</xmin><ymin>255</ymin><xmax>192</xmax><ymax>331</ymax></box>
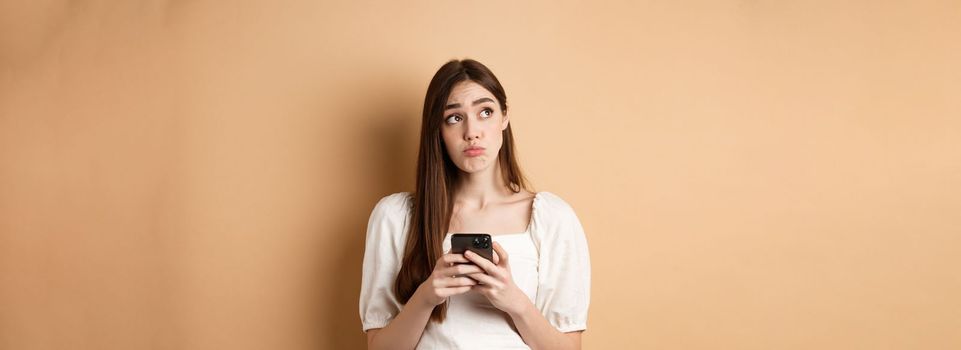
<box><xmin>1</xmin><ymin>1</ymin><xmax>959</xmax><ymax>349</ymax></box>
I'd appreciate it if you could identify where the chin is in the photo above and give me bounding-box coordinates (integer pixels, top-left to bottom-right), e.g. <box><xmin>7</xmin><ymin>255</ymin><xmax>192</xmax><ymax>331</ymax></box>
<box><xmin>456</xmin><ymin>158</ymin><xmax>491</xmax><ymax>173</ymax></box>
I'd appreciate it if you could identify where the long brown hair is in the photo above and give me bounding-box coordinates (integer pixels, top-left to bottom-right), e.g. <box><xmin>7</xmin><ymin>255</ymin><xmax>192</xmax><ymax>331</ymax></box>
<box><xmin>394</xmin><ymin>59</ymin><xmax>531</xmax><ymax>322</ymax></box>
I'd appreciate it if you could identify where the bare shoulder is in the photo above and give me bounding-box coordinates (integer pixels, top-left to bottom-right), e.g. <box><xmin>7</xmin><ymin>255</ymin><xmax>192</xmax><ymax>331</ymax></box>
<box><xmin>507</xmin><ymin>189</ymin><xmax>536</xmax><ymax>205</ymax></box>
<box><xmin>502</xmin><ymin>189</ymin><xmax>536</xmax><ymax>215</ymax></box>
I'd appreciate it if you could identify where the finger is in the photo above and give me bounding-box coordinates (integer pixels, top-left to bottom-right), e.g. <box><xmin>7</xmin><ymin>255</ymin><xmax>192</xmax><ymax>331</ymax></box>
<box><xmin>473</xmin><ymin>283</ymin><xmax>494</xmax><ymax>295</ymax></box>
<box><xmin>463</xmin><ymin>250</ymin><xmax>499</xmax><ymax>275</ymax></box>
<box><xmin>492</xmin><ymin>242</ymin><xmax>509</xmax><ymax>267</ymax></box>
<box><xmin>444</xmin><ymin>264</ymin><xmax>484</xmax><ymax>276</ymax></box>
<box><xmin>439</xmin><ymin>286</ymin><xmax>473</xmax><ymax>298</ymax></box>
<box><xmin>439</xmin><ymin>276</ymin><xmax>478</xmax><ymax>288</ymax></box>
<box><xmin>439</xmin><ymin>253</ymin><xmax>470</xmax><ymax>266</ymax></box>
<box><xmin>466</xmin><ymin>272</ymin><xmax>501</xmax><ymax>287</ymax></box>
<box><xmin>439</xmin><ymin>266</ymin><xmax>484</xmax><ymax>282</ymax></box>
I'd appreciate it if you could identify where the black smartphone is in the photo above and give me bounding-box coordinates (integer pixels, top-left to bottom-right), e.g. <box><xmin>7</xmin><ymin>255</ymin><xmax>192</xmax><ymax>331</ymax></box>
<box><xmin>450</xmin><ymin>233</ymin><xmax>494</xmax><ymax>263</ymax></box>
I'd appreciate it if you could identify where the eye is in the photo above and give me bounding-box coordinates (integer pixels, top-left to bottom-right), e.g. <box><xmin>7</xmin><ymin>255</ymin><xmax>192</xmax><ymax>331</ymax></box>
<box><xmin>480</xmin><ymin>108</ymin><xmax>493</xmax><ymax>118</ymax></box>
<box><xmin>445</xmin><ymin>114</ymin><xmax>462</xmax><ymax>124</ymax></box>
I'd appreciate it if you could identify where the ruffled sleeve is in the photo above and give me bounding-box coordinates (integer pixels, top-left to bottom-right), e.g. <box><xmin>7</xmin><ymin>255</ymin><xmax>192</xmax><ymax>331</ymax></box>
<box><xmin>358</xmin><ymin>192</ymin><xmax>412</xmax><ymax>332</ymax></box>
<box><xmin>529</xmin><ymin>192</ymin><xmax>591</xmax><ymax>332</ymax></box>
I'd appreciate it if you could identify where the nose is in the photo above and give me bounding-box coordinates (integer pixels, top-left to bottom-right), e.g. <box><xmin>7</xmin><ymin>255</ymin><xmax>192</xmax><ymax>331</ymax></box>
<box><xmin>463</xmin><ymin>118</ymin><xmax>481</xmax><ymax>141</ymax></box>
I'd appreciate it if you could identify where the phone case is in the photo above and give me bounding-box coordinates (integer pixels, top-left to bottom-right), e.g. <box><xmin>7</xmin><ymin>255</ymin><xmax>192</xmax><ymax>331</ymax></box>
<box><xmin>450</xmin><ymin>233</ymin><xmax>494</xmax><ymax>262</ymax></box>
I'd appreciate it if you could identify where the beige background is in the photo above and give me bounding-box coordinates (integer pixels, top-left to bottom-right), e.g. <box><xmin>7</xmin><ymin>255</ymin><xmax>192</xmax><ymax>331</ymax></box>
<box><xmin>1</xmin><ymin>1</ymin><xmax>959</xmax><ymax>349</ymax></box>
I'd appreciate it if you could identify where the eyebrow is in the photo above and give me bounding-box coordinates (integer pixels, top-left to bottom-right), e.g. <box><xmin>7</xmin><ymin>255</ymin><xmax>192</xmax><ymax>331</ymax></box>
<box><xmin>444</xmin><ymin>97</ymin><xmax>495</xmax><ymax>110</ymax></box>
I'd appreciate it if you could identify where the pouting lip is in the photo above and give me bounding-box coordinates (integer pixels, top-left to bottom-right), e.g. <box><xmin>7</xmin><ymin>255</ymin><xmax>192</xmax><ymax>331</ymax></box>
<box><xmin>464</xmin><ymin>146</ymin><xmax>486</xmax><ymax>152</ymax></box>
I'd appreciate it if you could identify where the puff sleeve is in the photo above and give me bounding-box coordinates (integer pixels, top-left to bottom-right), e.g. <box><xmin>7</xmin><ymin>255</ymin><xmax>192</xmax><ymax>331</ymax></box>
<box><xmin>358</xmin><ymin>192</ymin><xmax>412</xmax><ymax>332</ymax></box>
<box><xmin>531</xmin><ymin>192</ymin><xmax>592</xmax><ymax>332</ymax></box>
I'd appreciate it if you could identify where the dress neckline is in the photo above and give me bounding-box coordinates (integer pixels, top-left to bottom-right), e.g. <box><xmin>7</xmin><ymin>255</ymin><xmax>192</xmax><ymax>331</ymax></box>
<box><xmin>444</xmin><ymin>191</ymin><xmax>540</xmax><ymax>238</ymax></box>
<box><xmin>445</xmin><ymin>229</ymin><xmax>530</xmax><ymax>238</ymax></box>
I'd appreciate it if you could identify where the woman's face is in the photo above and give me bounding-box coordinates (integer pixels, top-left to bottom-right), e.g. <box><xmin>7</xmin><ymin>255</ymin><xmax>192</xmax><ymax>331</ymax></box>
<box><xmin>441</xmin><ymin>81</ymin><xmax>509</xmax><ymax>174</ymax></box>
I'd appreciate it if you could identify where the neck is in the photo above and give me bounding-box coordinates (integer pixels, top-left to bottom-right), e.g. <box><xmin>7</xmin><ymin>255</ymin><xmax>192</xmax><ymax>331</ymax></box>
<box><xmin>454</xmin><ymin>160</ymin><xmax>510</xmax><ymax>210</ymax></box>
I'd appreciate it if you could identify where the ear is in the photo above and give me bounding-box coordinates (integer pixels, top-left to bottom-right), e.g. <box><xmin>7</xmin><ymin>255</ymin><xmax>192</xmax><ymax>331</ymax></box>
<box><xmin>501</xmin><ymin>111</ymin><xmax>510</xmax><ymax>131</ymax></box>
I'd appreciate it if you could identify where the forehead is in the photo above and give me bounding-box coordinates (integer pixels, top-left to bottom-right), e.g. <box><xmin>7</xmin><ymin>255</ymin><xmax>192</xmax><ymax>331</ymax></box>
<box><xmin>446</xmin><ymin>81</ymin><xmax>495</xmax><ymax>103</ymax></box>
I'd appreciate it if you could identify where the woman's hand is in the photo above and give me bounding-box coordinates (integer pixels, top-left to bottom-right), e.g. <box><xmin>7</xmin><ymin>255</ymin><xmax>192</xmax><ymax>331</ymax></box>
<box><xmin>414</xmin><ymin>253</ymin><xmax>485</xmax><ymax>307</ymax></box>
<box><xmin>463</xmin><ymin>241</ymin><xmax>530</xmax><ymax>316</ymax></box>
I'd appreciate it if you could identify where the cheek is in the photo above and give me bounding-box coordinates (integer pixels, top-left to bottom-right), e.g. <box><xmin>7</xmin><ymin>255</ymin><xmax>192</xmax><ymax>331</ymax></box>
<box><xmin>490</xmin><ymin>124</ymin><xmax>505</xmax><ymax>144</ymax></box>
<box><xmin>440</xmin><ymin>128</ymin><xmax>458</xmax><ymax>153</ymax></box>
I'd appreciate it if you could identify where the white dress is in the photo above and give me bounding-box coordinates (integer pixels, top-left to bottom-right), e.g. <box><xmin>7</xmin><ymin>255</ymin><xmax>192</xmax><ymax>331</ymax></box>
<box><xmin>359</xmin><ymin>191</ymin><xmax>591</xmax><ymax>349</ymax></box>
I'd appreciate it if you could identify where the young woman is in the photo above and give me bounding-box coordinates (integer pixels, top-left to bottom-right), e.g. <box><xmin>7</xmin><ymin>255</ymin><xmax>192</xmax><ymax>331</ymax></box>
<box><xmin>359</xmin><ymin>59</ymin><xmax>591</xmax><ymax>349</ymax></box>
